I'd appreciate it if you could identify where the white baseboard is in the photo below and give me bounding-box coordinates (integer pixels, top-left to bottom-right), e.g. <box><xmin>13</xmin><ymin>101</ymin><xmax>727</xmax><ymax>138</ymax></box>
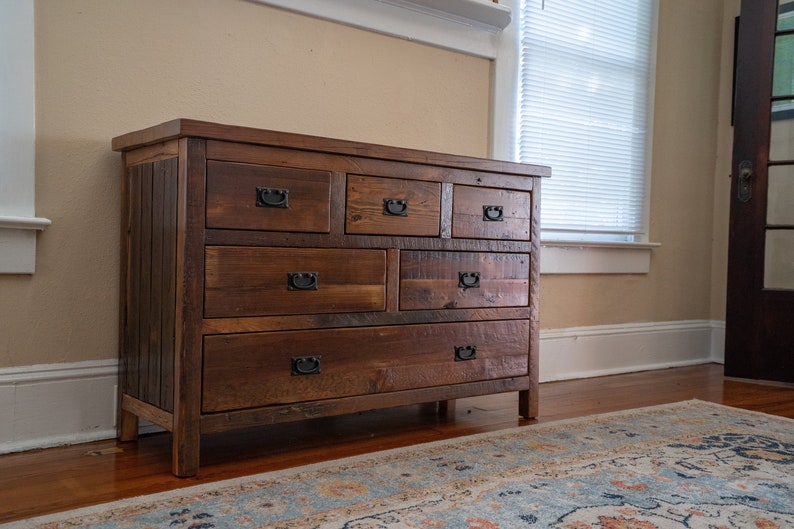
<box><xmin>0</xmin><ymin>359</ymin><xmax>119</xmax><ymax>455</ymax></box>
<box><xmin>539</xmin><ymin>319</ymin><xmax>725</xmax><ymax>382</ymax></box>
<box><xmin>0</xmin><ymin>319</ymin><xmax>726</xmax><ymax>454</ymax></box>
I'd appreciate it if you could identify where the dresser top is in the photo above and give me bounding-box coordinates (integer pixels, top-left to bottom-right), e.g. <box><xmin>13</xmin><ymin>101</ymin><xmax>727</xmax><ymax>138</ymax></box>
<box><xmin>112</xmin><ymin>119</ymin><xmax>550</xmax><ymax>179</ymax></box>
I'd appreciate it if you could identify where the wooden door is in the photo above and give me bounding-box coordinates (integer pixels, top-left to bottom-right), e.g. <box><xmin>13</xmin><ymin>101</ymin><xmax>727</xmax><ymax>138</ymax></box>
<box><xmin>726</xmin><ymin>0</ymin><xmax>794</xmax><ymax>382</ymax></box>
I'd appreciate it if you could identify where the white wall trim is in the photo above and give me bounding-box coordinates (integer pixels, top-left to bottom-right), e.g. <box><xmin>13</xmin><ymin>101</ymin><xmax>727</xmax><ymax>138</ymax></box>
<box><xmin>253</xmin><ymin>0</ymin><xmax>510</xmax><ymax>59</ymax></box>
<box><xmin>540</xmin><ymin>240</ymin><xmax>661</xmax><ymax>275</ymax></box>
<box><xmin>539</xmin><ymin>319</ymin><xmax>725</xmax><ymax>382</ymax></box>
<box><xmin>0</xmin><ymin>360</ymin><xmax>119</xmax><ymax>455</ymax></box>
<box><xmin>0</xmin><ymin>320</ymin><xmax>725</xmax><ymax>454</ymax></box>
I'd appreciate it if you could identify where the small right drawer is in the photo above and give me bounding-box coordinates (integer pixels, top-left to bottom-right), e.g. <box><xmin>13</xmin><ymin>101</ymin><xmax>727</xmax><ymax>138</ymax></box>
<box><xmin>399</xmin><ymin>251</ymin><xmax>530</xmax><ymax>310</ymax></box>
<box><xmin>452</xmin><ymin>185</ymin><xmax>531</xmax><ymax>240</ymax></box>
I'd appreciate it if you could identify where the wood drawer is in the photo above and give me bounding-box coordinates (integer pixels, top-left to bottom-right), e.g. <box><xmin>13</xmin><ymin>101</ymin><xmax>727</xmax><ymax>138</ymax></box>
<box><xmin>452</xmin><ymin>185</ymin><xmax>531</xmax><ymax>240</ymax></box>
<box><xmin>204</xmin><ymin>247</ymin><xmax>386</xmax><ymax>318</ymax></box>
<box><xmin>400</xmin><ymin>251</ymin><xmax>529</xmax><ymax>310</ymax></box>
<box><xmin>206</xmin><ymin>161</ymin><xmax>331</xmax><ymax>233</ymax></box>
<box><xmin>201</xmin><ymin>320</ymin><xmax>530</xmax><ymax>412</ymax></box>
<box><xmin>346</xmin><ymin>175</ymin><xmax>441</xmax><ymax>236</ymax></box>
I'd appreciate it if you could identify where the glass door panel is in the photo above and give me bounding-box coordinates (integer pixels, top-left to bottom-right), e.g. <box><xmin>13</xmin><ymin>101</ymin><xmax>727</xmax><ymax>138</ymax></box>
<box><xmin>765</xmin><ymin>230</ymin><xmax>794</xmax><ymax>289</ymax></box>
<box><xmin>768</xmin><ymin>165</ymin><xmax>794</xmax><ymax>224</ymax></box>
<box><xmin>766</xmin><ymin>7</ymin><xmax>794</xmax><ymax>290</ymax></box>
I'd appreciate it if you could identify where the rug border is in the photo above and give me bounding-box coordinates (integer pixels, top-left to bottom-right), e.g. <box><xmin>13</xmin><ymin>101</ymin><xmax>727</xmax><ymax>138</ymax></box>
<box><xmin>2</xmin><ymin>399</ymin><xmax>790</xmax><ymax>528</ymax></box>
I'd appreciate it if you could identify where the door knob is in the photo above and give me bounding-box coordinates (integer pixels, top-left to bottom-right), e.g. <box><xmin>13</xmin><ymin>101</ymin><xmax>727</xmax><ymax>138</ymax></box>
<box><xmin>737</xmin><ymin>160</ymin><xmax>753</xmax><ymax>203</ymax></box>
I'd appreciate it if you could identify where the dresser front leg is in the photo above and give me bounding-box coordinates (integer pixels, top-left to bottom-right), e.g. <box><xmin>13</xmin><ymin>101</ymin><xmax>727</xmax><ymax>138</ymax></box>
<box><xmin>172</xmin><ymin>427</ymin><xmax>200</xmax><ymax>477</ymax></box>
<box><xmin>519</xmin><ymin>389</ymin><xmax>537</xmax><ymax>419</ymax></box>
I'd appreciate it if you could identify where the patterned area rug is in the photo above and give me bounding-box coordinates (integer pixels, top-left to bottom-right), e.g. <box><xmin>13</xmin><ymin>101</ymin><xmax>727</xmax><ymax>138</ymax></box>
<box><xmin>3</xmin><ymin>400</ymin><xmax>793</xmax><ymax>529</ymax></box>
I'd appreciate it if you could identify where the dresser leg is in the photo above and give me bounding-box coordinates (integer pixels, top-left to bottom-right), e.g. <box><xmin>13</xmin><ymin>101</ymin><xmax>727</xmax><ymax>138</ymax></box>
<box><xmin>518</xmin><ymin>389</ymin><xmax>538</xmax><ymax>419</ymax></box>
<box><xmin>172</xmin><ymin>429</ymin><xmax>200</xmax><ymax>477</ymax></box>
<box><xmin>438</xmin><ymin>399</ymin><xmax>456</xmax><ymax>416</ymax></box>
<box><xmin>118</xmin><ymin>409</ymin><xmax>139</xmax><ymax>442</ymax></box>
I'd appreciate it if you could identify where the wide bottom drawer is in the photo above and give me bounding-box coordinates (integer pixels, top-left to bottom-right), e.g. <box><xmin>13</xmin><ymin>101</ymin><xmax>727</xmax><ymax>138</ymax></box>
<box><xmin>201</xmin><ymin>320</ymin><xmax>530</xmax><ymax>413</ymax></box>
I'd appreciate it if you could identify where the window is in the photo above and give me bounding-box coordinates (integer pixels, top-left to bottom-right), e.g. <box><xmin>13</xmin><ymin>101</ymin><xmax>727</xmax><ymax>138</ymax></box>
<box><xmin>0</xmin><ymin>0</ymin><xmax>50</xmax><ymax>274</ymax></box>
<box><xmin>515</xmin><ymin>0</ymin><xmax>657</xmax><ymax>244</ymax></box>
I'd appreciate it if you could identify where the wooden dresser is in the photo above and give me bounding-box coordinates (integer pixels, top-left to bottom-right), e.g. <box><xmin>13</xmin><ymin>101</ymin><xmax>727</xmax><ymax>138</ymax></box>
<box><xmin>112</xmin><ymin>119</ymin><xmax>549</xmax><ymax>476</ymax></box>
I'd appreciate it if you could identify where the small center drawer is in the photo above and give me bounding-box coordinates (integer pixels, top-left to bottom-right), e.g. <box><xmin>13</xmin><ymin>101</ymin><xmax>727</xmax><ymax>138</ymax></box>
<box><xmin>452</xmin><ymin>185</ymin><xmax>531</xmax><ymax>240</ymax></box>
<box><xmin>400</xmin><ymin>251</ymin><xmax>530</xmax><ymax>310</ymax></box>
<box><xmin>346</xmin><ymin>175</ymin><xmax>441</xmax><ymax>236</ymax></box>
<box><xmin>204</xmin><ymin>246</ymin><xmax>386</xmax><ymax>318</ymax></box>
<box><xmin>201</xmin><ymin>320</ymin><xmax>530</xmax><ymax>413</ymax></box>
<box><xmin>206</xmin><ymin>161</ymin><xmax>331</xmax><ymax>233</ymax></box>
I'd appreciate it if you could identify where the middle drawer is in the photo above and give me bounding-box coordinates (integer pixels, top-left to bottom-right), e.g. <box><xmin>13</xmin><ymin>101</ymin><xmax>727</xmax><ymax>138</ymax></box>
<box><xmin>204</xmin><ymin>247</ymin><xmax>387</xmax><ymax>318</ymax></box>
<box><xmin>346</xmin><ymin>175</ymin><xmax>441</xmax><ymax>236</ymax></box>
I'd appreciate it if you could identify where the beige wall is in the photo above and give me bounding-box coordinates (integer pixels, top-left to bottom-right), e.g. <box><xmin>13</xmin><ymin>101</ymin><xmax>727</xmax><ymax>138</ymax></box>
<box><xmin>0</xmin><ymin>0</ymin><xmax>735</xmax><ymax>368</ymax></box>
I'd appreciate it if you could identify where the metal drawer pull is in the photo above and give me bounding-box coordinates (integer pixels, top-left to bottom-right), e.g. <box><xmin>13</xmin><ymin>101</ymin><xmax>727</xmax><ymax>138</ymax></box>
<box><xmin>256</xmin><ymin>187</ymin><xmax>289</xmax><ymax>208</ymax></box>
<box><xmin>292</xmin><ymin>356</ymin><xmax>322</xmax><ymax>375</ymax></box>
<box><xmin>482</xmin><ymin>205</ymin><xmax>504</xmax><ymax>221</ymax></box>
<box><xmin>288</xmin><ymin>271</ymin><xmax>318</xmax><ymax>290</ymax></box>
<box><xmin>454</xmin><ymin>345</ymin><xmax>477</xmax><ymax>361</ymax></box>
<box><xmin>383</xmin><ymin>198</ymin><xmax>409</xmax><ymax>216</ymax></box>
<box><xmin>458</xmin><ymin>271</ymin><xmax>481</xmax><ymax>289</ymax></box>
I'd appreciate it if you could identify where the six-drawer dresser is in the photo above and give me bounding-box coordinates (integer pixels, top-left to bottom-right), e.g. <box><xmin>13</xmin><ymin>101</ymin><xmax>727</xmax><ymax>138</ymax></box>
<box><xmin>112</xmin><ymin>119</ymin><xmax>549</xmax><ymax>476</ymax></box>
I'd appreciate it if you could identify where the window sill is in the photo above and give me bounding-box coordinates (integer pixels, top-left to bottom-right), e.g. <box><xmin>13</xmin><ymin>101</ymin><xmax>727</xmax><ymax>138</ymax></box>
<box><xmin>0</xmin><ymin>216</ymin><xmax>51</xmax><ymax>274</ymax></box>
<box><xmin>0</xmin><ymin>215</ymin><xmax>52</xmax><ymax>231</ymax></box>
<box><xmin>540</xmin><ymin>240</ymin><xmax>660</xmax><ymax>275</ymax></box>
<box><xmin>253</xmin><ymin>0</ymin><xmax>512</xmax><ymax>58</ymax></box>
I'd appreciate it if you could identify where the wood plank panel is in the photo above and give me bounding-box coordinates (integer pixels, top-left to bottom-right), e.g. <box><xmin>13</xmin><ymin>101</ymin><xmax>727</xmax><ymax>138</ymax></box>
<box><xmin>124</xmin><ymin>165</ymin><xmax>142</xmax><ymax>401</ymax></box>
<box><xmin>147</xmin><ymin>162</ymin><xmax>165</xmax><ymax>408</ymax></box>
<box><xmin>137</xmin><ymin>163</ymin><xmax>153</xmax><ymax>402</ymax></box>
<box><xmin>160</xmin><ymin>158</ymin><xmax>178</xmax><ymax>412</ymax></box>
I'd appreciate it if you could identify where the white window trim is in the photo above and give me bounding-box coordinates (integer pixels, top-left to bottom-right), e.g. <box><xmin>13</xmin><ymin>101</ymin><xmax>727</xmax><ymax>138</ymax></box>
<box><xmin>253</xmin><ymin>0</ymin><xmax>511</xmax><ymax>59</ymax></box>
<box><xmin>1</xmin><ymin>0</ymin><xmax>51</xmax><ymax>274</ymax></box>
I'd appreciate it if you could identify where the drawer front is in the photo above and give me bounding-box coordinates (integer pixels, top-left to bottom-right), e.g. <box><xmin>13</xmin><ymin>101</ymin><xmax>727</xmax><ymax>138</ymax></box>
<box><xmin>452</xmin><ymin>185</ymin><xmax>531</xmax><ymax>240</ymax></box>
<box><xmin>206</xmin><ymin>161</ymin><xmax>331</xmax><ymax>233</ymax></box>
<box><xmin>204</xmin><ymin>247</ymin><xmax>386</xmax><ymax>318</ymax></box>
<box><xmin>346</xmin><ymin>175</ymin><xmax>441</xmax><ymax>236</ymax></box>
<box><xmin>201</xmin><ymin>320</ymin><xmax>530</xmax><ymax>412</ymax></box>
<box><xmin>400</xmin><ymin>251</ymin><xmax>529</xmax><ymax>310</ymax></box>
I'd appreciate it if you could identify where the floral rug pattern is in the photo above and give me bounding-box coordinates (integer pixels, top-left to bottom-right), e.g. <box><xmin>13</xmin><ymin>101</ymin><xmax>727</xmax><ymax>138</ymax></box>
<box><xmin>4</xmin><ymin>400</ymin><xmax>793</xmax><ymax>529</ymax></box>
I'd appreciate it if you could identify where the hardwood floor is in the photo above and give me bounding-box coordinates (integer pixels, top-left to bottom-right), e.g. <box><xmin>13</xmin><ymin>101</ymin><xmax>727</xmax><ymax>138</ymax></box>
<box><xmin>1</xmin><ymin>363</ymin><xmax>793</xmax><ymax>523</ymax></box>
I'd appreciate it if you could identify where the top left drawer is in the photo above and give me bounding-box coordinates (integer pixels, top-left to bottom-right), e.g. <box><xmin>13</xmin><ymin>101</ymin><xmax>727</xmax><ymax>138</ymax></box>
<box><xmin>206</xmin><ymin>161</ymin><xmax>331</xmax><ymax>233</ymax></box>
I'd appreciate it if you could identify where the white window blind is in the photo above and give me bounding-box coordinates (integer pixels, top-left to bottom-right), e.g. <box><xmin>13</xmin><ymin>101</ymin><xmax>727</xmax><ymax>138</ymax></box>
<box><xmin>517</xmin><ymin>0</ymin><xmax>655</xmax><ymax>242</ymax></box>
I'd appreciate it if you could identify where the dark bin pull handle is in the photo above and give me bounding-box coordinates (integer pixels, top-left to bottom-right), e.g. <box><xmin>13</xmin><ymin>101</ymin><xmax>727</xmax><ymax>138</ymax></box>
<box><xmin>292</xmin><ymin>356</ymin><xmax>322</xmax><ymax>375</ymax></box>
<box><xmin>256</xmin><ymin>187</ymin><xmax>289</xmax><ymax>208</ymax></box>
<box><xmin>458</xmin><ymin>271</ymin><xmax>481</xmax><ymax>289</ymax></box>
<box><xmin>483</xmin><ymin>205</ymin><xmax>504</xmax><ymax>221</ymax></box>
<box><xmin>383</xmin><ymin>198</ymin><xmax>409</xmax><ymax>216</ymax></box>
<box><xmin>454</xmin><ymin>345</ymin><xmax>477</xmax><ymax>361</ymax></box>
<box><xmin>288</xmin><ymin>272</ymin><xmax>318</xmax><ymax>291</ymax></box>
